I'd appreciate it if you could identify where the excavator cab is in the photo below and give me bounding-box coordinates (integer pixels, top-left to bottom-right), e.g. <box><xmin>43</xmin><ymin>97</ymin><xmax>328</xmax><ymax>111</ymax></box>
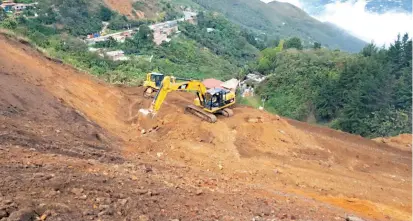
<box><xmin>151</xmin><ymin>73</ymin><xmax>164</xmax><ymax>87</ymax></box>
<box><xmin>143</xmin><ymin>72</ymin><xmax>165</xmax><ymax>98</ymax></box>
<box><xmin>204</xmin><ymin>88</ymin><xmax>233</xmax><ymax>109</ymax></box>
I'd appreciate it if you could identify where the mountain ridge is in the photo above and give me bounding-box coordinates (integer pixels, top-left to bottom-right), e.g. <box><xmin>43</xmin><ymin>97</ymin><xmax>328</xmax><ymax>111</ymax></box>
<box><xmin>192</xmin><ymin>0</ymin><xmax>366</xmax><ymax>52</ymax></box>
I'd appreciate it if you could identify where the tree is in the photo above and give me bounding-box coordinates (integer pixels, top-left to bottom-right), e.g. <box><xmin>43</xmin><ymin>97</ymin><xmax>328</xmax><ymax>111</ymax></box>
<box><xmin>99</xmin><ymin>6</ymin><xmax>113</xmax><ymax>22</ymax></box>
<box><xmin>285</xmin><ymin>37</ymin><xmax>302</xmax><ymax>50</ymax></box>
<box><xmin>257</xmin><ymin>40</ymin><xmax>284</xmax><ymax>74</ymax></box>
<box><xmin>123</xmin><ymin>25</ymin><xmax>154</xmax><ymax>54</ymax></box>
<box><xmin>313</xmin><ymin>42</ymin><xmax>321</xmax><ymax>49</ymax></box>
<box><xmin>0</xmin><ymin>8</ymin><xmax>7</xmax><ymax>21</ymax></box>
<box><xmin>1</xmin><ymin>17</ymin><xmax>17</xmax><ymax>29</ymax></box>
<box><xmin>95</xmin><ymin>36</ymin><xmax>118</xmax><ymax>48</ymax></box>
<box><xmin>361</xmin><ymin>43</ymin><xmax>378</xmax><ymax>57</ymax></box>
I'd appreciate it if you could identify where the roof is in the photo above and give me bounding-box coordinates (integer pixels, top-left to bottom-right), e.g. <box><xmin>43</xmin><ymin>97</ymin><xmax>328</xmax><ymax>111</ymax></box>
<box><xmin>221</xmin><ymin>78</ymin><xmax>239</xmax><ymax>90</ymax></box>
<box><xmin>151</xmin><ymin>72</ymin><xmax>163</xmax><ymax>76</ymax></box>
<box><xmin>105</xmin><ymin>50</ymin><xmax>124</xmax><ymax>56</ymax></box>
<box><xmin>207</xmin><ymin>87</ymin><xmax>229</xmax><ymax>95</ymax></box>
<box><xmin>202</xmin><ymin>78</ymin><xmax>223</xmax><ymax>89</ymax></box>
<box><xmin>1</xmin><ymin>3</ymin><xmax>15</xmax><ymax>7</ymax></box>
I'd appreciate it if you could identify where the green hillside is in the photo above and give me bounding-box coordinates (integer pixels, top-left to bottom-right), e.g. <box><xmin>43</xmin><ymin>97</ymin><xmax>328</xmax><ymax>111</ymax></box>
<box><xmin>192</xmin><ymin>0</ymin><xmax>367</xmax><ymax>52</ymax></box>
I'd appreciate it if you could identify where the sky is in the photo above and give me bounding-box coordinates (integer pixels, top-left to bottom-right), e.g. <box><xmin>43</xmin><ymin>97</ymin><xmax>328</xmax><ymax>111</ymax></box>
<box><xmin>261</xmin><ymin>0</ymin><xmax>413</xmax><ymax>46</ymax></box>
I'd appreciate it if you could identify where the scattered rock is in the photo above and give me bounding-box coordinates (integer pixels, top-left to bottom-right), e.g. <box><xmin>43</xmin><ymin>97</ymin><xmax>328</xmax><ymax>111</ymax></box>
<box><xmin>117</xmin><ymin>199</ymin><xmax>128</xmax><ymax>207</ymax></box>
<box><xmin>83</xmin><ymin>210</ymin><xmax>95</xmax><ymax>216</ymax></box>
<box><xmin>196</xmin><ymin>189</ymin><xmax>203</xmax><ymax>195</ymax></box>
<box><xmin>135</xmin><ymin>189</ymin><xmax>148</xmax><ymax>195</ymax></box>
<box><xmin>143</xmin><ymin>165</ymin><xmax>152</xmax><ymax>173</ymax></box>
<box><xmin>7</xmin><ymin>208</ymin><xmax>35</xmax><ymax>221</ymax></box>
<box><xmin>273</xmin><ymin>169</ymin><xmax>283</xmax><ymax>174</ymax></box>
<box><xmin>346</xmin><ymin>215</ymin><xmax>365</xmax><ymax>221</ymax></box>
<box><xmin>139</xmin><ymin>215</ymin><xmax>149</xmax><ymax>221</ymax></box>
<box><xmin>141</xmin><ymin>129</ymin><xmax>146</xmax><ymax>135</ymax></box>
<box><xmin>170</xmin><ymin>219</ymin><xmax>180</xmax><ymax>221</ymax></box>
<box><xmin>0</xmin><ymin>210</ymin><xmax>7</xmax><ymax>219</ymax></box>
<box><xmin>70</xmin><ymin>188</ymin><xmax>84</xmax><ymax>196</ymax></box>
<box><xmin>98</xmin><ymin>206</ymin><xmax>114</xmax><ymax>216</ymax></box>
<box><xmin>248</xmin><ymin>118</ymin><xmax>259</xmax><ymax>123</ymax></box>
<box><xmin>98</xmin><ymin>205</ymin><xmax>110</xmax><ymax>212</ymax></box>
<box><xmin>39</xmin><ymin>213</ymin><xmax>48</xmax><ymax>221</ymax></box>
<box><xmin>35</xmin><ymin>203</ymin><xmax>70</xmax><ymax>215</ymax></box>
<box><xmin>148</xmin><ymin>191</ymin><xmax>160</xmax><ymax>196</ymax></box>
<box><xmin>218</xmin><ymin>164</ymin><xmax>223</xmax><ymax>170</ymax></box>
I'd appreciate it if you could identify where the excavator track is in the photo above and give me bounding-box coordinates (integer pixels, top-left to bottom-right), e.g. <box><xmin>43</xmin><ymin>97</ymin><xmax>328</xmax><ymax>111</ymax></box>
<box><xmin>185</xmin><ymin>105</ymin><xmax>217</xmax><ymax>123</ymax></box>
<box><xmin>221</xmin><ymin>108</ymin><xmax>234</xmax><ymax>117</ymax></box>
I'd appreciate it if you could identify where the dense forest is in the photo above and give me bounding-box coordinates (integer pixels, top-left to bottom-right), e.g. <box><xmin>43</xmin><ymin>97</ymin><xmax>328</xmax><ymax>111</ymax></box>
<box><xmin>0</xmin><ymin>0</ymin><xmax>411</xmax><ymax>138</ymax></box>
<box><xmin>255</xmin><ymin>35</ymin><xmax>412</xmax><ymax>137</ymax></box>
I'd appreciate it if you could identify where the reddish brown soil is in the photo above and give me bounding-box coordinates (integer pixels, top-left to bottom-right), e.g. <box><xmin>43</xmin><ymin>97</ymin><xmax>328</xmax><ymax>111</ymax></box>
<box><xmin>103</xmin><ymin>0</ymin><xmax>158</xmax><ymax>19</ymax></box>
<box><xmin>0</xmin><ymin>34</ymin><xmax>411</xmax><ymax>221</ymax></box>
<box><xmin>373</xmin><ymin>134</ymin><xmax>412</xmax><ymax>152</ymax></box>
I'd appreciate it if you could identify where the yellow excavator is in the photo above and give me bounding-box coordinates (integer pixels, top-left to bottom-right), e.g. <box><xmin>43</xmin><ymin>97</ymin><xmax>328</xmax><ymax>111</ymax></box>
<box><xmin>143</xmin><ymin>72</ymin><xmax>169</xmax><ymax>98</ymax></box>
<box><xmin>141</xmin><ymin>76</ymin><xmax>236</xmax><ymax>123</ymax></box>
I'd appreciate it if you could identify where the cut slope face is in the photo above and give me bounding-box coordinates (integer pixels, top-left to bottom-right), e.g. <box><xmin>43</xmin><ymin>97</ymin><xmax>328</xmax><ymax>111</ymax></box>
<box><xmin>373</xmin><ymin>134</ymin><xmax>412</xmax><ymax>151</ymax></box>
<box><xmin>103</xmin><ymin>0</ymin><xmax>133</xmax><ymax>17</ymax></box>
<box><xmin>0</xmin><ymin>35</ymin><xmax>411</xmax><ymax>221</ymax></box>
<box><xmin>103</xmin><ymin>0</ymin><xmax>159</xmax><ymax>19</ymax></box>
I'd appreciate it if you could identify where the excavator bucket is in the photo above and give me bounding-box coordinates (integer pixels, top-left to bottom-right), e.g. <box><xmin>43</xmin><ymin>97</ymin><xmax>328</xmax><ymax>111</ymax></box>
<box><xmin>137</xmin><ymin>108</ymin><xmax>158</xmax><ymax>132</ymax></box>
<box><xmin>138</xmin><ymin>108</ymin><xmax>151</xmax><ymax>116</ymax></box>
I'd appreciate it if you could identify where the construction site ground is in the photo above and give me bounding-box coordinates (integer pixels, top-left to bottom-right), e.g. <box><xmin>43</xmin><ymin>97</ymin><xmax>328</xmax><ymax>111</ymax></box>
<box><xmin>0</xmin><ymin>35</ymin><xmax>411</xmax><ymax>221</ymax></box>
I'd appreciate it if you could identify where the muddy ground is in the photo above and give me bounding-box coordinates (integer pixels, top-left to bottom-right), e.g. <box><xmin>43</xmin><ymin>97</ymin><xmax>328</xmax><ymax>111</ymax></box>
<box><xmin>0</xmin><ymin>35</ymin><xmax>411</xmax><ymax>221</ymax></box>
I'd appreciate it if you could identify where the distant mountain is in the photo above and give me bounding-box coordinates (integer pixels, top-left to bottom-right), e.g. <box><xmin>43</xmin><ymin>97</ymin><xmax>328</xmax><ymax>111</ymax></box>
<box><xmin>303</xmin><ymin>0</ymin><xmax>412</xmax><ymax>14</ymax></box>
<box><xmin>192</xmin><ymin>0</ymin><xmax>366</xmax><ymax>52</ymax></box>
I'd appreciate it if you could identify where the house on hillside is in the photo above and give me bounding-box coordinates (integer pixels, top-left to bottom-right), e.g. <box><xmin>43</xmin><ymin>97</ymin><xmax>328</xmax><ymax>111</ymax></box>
<box><xmin>1</xmin><ymin>1</ymin><xmax>38</xmax><ymax>13</ymax></box>
<box><xmin>13</xmin><ymin>3</ymin><xmax>27</xmax><ymax>11</ymax></box>
<box><xmin>150</xmin><ymin>20</ymin><xmax>179</xmax><ymax>45</ymax></box>
<box><xmin>0</xmin><ymin>1</ymin><xmax>15</xmax><ymax>12</ymax></box>
<box><xmin>183</xmin><ymin>11</ymin><xmax>197</xmax><ymax>24</ymax></box>
<box><xmin>149</xmin><ymin>11</ymin><xmax>197</xmax><ymax>45</ymax></box>
<box><xmin>105</xmin><ymin>50</ymin><xmax>129</xmax><ymax>61</ymax></box>
<box><xmin>85</xmin><ymin>29</ymin><xmax>136</xmax><ymax>45</ymax></box>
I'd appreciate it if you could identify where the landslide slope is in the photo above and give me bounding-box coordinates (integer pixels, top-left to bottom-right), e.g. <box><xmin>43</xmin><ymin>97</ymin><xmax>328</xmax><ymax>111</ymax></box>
<box><xmin>0</xmin><ymin>34</ymin><xmax>411</xmax><ymax>221</ymax></box>
<box><xmin>103</xmin><ymin>0</ymin><xmax>160</xmax><ymax>19</ymax></box>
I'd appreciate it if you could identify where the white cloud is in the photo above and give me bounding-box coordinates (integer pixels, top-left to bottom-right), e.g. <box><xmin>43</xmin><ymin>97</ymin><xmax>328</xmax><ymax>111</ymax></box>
<box><xmin>316</xmin><ymin>0</ymin><xmax>412</xmax><ymax>46</ymax></box>
<box><xmin>261</xmin><ymin>0</ymin><xmax>413</xmax><ymax>47</ymax></box>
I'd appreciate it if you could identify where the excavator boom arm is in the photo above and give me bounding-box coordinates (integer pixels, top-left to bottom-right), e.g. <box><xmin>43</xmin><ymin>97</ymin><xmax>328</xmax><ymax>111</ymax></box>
<box><xmin>150</xmin><ymin>76</ymin><xmax>208</xmax><ymax>113</ymax></box>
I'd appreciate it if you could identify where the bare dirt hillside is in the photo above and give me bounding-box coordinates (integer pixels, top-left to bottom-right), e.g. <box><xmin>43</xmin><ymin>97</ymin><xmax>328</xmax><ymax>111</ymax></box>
<box><xmin>103</xmin><ymin>0</ymin><xmax>159</xmax><ymax>19</ymax></box>
<box><xmin>0</xmin><ymin>34</ymin><xmax>411</xmax><ymax>221</ymax></box>
<box><xmin>373</xmin><ymin>134</ymin><xmax>412</xmax><ymax>152</ymax></box>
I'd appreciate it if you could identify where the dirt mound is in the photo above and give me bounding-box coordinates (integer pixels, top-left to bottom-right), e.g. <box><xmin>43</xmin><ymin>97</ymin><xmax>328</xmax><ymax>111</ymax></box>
<box><xmin>373</xmin><ymin>134</ymin><xmax>412</xmax><ymax>151</ymax></box>
<box><xmin>0</xmin><ymin>34</ymin><xmax>411</xmax><ymax>221</ymax></box>
<box><xmin>0</xmin><ymin>70</ymin><xmax>120</xmax><ymax>163</ymax></box>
